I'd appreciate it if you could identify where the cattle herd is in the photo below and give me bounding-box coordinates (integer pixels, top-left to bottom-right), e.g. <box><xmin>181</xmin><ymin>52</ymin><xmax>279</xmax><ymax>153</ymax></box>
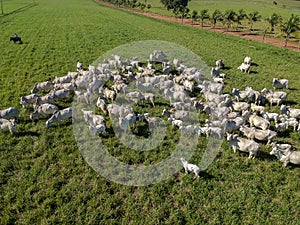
<box><xmin>1</xmin><ymin>50</ymin><xmax>299</xmax><ymax>177</ymax></box>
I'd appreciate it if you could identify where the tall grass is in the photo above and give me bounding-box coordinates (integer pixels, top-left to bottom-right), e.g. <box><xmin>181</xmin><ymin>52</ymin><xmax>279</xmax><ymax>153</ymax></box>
<box><xmin>0</xmin><ymin>0</ymin><xmax>299</xmax><ymax>224</ymax></box>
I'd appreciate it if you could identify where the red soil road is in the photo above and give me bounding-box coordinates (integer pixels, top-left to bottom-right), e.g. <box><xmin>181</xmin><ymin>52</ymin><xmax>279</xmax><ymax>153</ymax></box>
<box><xmin>98</xmin><ymin>0</ymin><xmax>300</xmax><ymax>53</ymax></box>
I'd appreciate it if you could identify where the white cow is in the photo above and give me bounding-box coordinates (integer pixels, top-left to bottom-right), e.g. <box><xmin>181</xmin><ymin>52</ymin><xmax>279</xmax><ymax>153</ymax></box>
<box><xmin>107</xmin><ymin>104</ymin><xmax>133</xmax><ymax>117</ymax></box>
<box><xmin>30</xmin><ymin>103</ymin><xmax>58</xmax><ymax>121</ymax></box>
<box><xmin>0</xmin><ymin>107</ymin><xmax>19</xmax><ymax>120</ymax></box>
<box><xmin>119</xmin><ymin>113</ymin><xmax>136</xmax><ymax>132</ymax></box>
<box><xmin>227</xmin><ymin>133</ymin><xmax>260</xmax><ymax>159</ymax></box>
<box><xmin>249</xmin><ymin>114</ymin><xmax>270</xmax><ymax>130</ymax></box>
<box><xmin>211</xmin><ymin>67</ymin><xmax>220</xmax><ymax>77</ymax></box>
<box><xmin>31</xmin><ymin>81</ymin><xmax>54</xmax><ymax>93</ymax></box>
<box><xmin>0</xmin><ymin>118</ymin><xmax>17</xmax><ymax>134</ymax></box>
<box><xmin>180</xmin><ymin>157</ymin><xmax>200</xmax><ymax>178</ymax></box>
<box><xmin>89</xmin><ymin>124</ymin><xmax>107</xmax><ymax>135</ymax></box>
<box><xmin>142</xmin><ymin>93</ymin><xmax>155</xmax><ymax>107</ymax></box>
<box><xmin>96</xmin><ymin>97</ymin><xmax>108</xmax><ymax>115</ymax></box>
<box><xmin>244</xmin><ymin>56</ymin><xmax>252</xmax><ymax>65</ymax></box>
<box><xmin>237</xmin><ymin>63</ymin><xmax>251</xmax><ymax>73</ymax></box>
<box><xmin>231</xmin><ymin>101</ymin><xmax>249</xmax><ymax>112</ymax></box>
<box><xmin>202</xmin><ymin>80</ymin><xmax>224</xmax><ymax>95</ymax></box>
<box><xmin>102</xmin><ymin>88</ymin><xmax>116</xmax><ymax>102</ymax></box>
<box><xmin>46</xmin><ymin>107</ymin><xmax>75</xmax><ymax>128</ymax></box>
<box><xmin>49</xmin><ymin>89</ymin><xmax>72</xmax><ymax>99</ymax></box>
<box><xmin>20</xmin><ymin>94</ymin><xmax>39</xmax><ymax>108</ymax></box>
<box><xmin>239</xmin><ymin>125</ymin><xmax>277</xmax><ymax>145</ymax></box>
<box><xmin>270</xmin><ymin>145</ymin><xmax>300</xmax><ymax>167</ymax></box>
<box><xmin>272</xmin><ymin>78</ymin><xmax>288</xmax><ymax>89</ymax></box>
<box><xmin>215</xmin><ymin>59</ymin><xmax>224</xmax><ymax>68</ymax></box>
<box><xmin>53</xmin><ymin>74</ymin><xmax>73</xmax><ymax>84</ymax></box>
<box><xmin>35</xmin><ymin>94</ymin><xmax>56</xmax><ymax>108</ymax></box>
<box><xmin>81</xmin><ymin>108</ymin><xmax>105</xmax><ymax>126</ymax></box>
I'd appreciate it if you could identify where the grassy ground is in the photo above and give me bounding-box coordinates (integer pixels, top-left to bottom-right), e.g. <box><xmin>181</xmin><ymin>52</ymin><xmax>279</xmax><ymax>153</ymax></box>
<box><xmin>0</xmin><ymin>0</ymin><xmax>300</xmax><ymax>224</ymax></box>
<box><xmin>148</xmin><ymin>0</ymin><xmax>300</xmax><ymax>18</ymax></box>
<box><xmin>147</xmin><ymin>0</ymin><xmax>300</xmax><ymax>37</ymax></box>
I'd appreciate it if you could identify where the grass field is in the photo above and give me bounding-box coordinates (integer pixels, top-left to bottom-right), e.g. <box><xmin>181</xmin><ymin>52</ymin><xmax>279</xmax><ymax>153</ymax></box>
<box><xmin>147</xmin><ymin>0</ymin><xmax>300</xmax><ymax>37</ymax></box>
<box><xmin>1</xmin><ymin>0</ymin><xmax>300</xmax><ymax>224</ymax></box>
<box><xmin>148</xmin><ymin>0</ymin><xmax>300</xmax><ymax>18</ymax></box>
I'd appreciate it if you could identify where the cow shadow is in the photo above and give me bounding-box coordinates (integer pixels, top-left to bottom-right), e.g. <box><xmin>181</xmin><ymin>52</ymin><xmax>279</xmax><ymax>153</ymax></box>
<box><xmin>286</xmin><ymin>164</ymin><xmax>300</xmax><ymax>170</ymax></box>
<box><xmin>17</xmin><ymin>131</ymin><xmax>40</xmax><ymax>137</ymax></box>
<box><xmin>200</xmin><ymin>170</ymin><xmax>215</xmax><ymax>179</ymax></box>
<box><xmin>257</xmin><ymin>150</ymin><xmax>273</xmax><ymax>161</ymax></box>
<box><xmin>285</xmin><ymin>100</ymin><xmax>298</xmax><ymax>106</ymax></box>
<box><xmin>249</xmin><ymin>71</ymin><xmax>258</xmax><ymax>74</ymax></box>
<box><xmin>222</xmin><ymin>66</ymin><xmax>231</xmax><ymax>70</ymax></box>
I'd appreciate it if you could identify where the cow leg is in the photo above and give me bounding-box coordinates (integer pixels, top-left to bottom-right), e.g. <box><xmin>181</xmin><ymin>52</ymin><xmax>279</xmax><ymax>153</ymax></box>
<box><xmin>232</xmin><ymin>146</ymin><xmax>237</xmax><ymax>153</ymax></box>
<box><xmin>282</xmin><ymin>160</ymin><xmax>289</xmax><ymax>167</ymax></box>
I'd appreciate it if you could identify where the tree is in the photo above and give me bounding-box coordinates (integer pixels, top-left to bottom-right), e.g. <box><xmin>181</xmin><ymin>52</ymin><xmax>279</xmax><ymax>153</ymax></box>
<box><xmin>281</xmin><ymin>14</ymin><xmax>300</xmax><ymax>47</ymax></box>
<box><xmin>223</xmin><ymin>9</ymin><xmax>236</xmax><ymax>31</ymax></box>
<box><xmin>140</xmin><ymin>3</ymin><xmax>146</xmax><ymax>12</ymax></box>
<box><xmin>266</xmin><ymin>13</ymin><xmax>282</xmax><ymax>32</ymax></box>
<box><xmin>247</xmin><ymin>11</ymin><xmax>261</xmax><ymax>31</ymax></box>
<box><xmin>234</xmin><ymin>9</ymin><xmax>247</xmax><ymax>31</ymax></box>
<box><xmin>191</xmin><ymin>10</ymin><xmax>198</xmax><ymax>26</ymax></box>
<box><xmin>211</xmin><ymin>9</ymin><xmax>223</xmax><ymax>31</ymax></box>
<box><xmin>179</xmin><ymin>6</ymin><xmax>190</xmax><ymax>24</ymax></box>
<box><xmin>199</xmin><ymin>9</ymin><xmax>209</xmax><ymax>27</ymax></box>
<box><xmin>160</xmin><ymin>0</ymin><xmax>189</xmax><ymax>17</ymax></box>
<box><xmin>146</xmin><ymin>3</ymin><xmax>151</xmax><ymax>11</ymax></box>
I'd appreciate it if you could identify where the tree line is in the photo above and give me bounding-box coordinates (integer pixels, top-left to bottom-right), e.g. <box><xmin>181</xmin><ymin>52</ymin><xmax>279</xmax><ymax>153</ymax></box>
<box><xmin>104</xmin><ymin>0</ymin><xmax>152</xmax><ymax>12</ymax></box>
<box><xmin>160</xmin><ymin>0</ymin><xmax>300</xmax><ymax>47</ymax></box>
<box><xmin>102</xmin><ymin>0</ymin><xmax>300</xmax><ymax>47</ymax></box>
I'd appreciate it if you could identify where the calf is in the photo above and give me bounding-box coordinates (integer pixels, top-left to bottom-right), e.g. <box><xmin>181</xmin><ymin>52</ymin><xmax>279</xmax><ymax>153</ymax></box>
<box><xmin>237</xmin><ymin>63</ymin><xmax>251</xmax><ymax>73</ymax></box>
<box><xmin>180</xmin><ymin>157</ymin><xmax>200</xmax><ymax>178</ymax></box>
<box><xmin>244</xmin><ymin>56</ymin><xmax>252</xmax><ymax>65</ymax></box>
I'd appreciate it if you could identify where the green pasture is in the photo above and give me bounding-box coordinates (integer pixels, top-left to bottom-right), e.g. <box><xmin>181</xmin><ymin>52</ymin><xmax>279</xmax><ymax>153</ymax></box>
<box><xmin>148</xmin><ymin>0</ymin><xmax>300</xmax><ymax>36</ymax></box>
<box><xmin>148</xmin><ymin>0</ymin><xmax>300</xmax><ymax>18</ymax></box>
<box><xmin>1</xmin><ymin>0</ymin><xmax>300</xmax><ymax>224</ymax></box>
